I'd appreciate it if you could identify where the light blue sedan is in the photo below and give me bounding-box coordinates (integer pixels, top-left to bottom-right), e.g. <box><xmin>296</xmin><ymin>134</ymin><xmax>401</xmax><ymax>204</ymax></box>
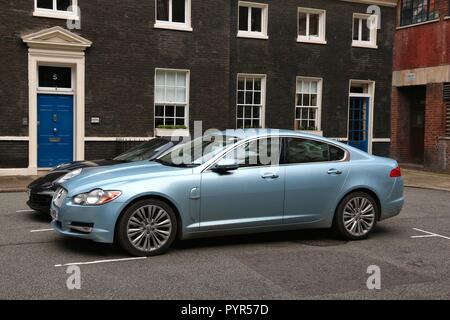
<box><xmin>51</xmin><ymin>130</ymin><xmax>404</xmax><ymax>256</ymax></box>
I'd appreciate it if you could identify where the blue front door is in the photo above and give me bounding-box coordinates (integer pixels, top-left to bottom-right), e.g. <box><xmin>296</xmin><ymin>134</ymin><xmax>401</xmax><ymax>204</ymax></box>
<box><xmin>348</xmin><ymin>96</ymin><xmax>370</xmax><ymax>152</ymax></box>
<box><xmin>38</xmin><ymin>94</ymin><xmax>74</xmax><ymax>168</ymax></box>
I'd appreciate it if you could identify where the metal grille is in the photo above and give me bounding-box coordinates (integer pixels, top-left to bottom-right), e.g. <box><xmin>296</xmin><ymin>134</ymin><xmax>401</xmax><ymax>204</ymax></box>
<box><xmin>444</xmin><ymin>83</ymin><xmax>450</xmax><ymax>137</ymax></box>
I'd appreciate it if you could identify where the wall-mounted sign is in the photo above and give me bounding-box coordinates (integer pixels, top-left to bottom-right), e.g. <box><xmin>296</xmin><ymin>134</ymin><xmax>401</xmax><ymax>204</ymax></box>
<box><xmin>91</xmin><ymin>117</ymin><xmax>100</xmax><ymax>124</ymax></box>
<box><xmin>406</xmin><ymin>72</ymin><xmax>416</xmax><ymax>82</ymax></box>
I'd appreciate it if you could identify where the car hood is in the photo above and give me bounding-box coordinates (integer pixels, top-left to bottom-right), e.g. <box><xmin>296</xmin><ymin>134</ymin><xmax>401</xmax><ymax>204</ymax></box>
<box><xmin>55</xmin><ymin>159</ymin><xmax>128</xmax><ymax>171</ymax></box>
<box><xmin>61</xmin><ymin>160</ymin><xmax>191</xmax><ymax>196</ymax></box>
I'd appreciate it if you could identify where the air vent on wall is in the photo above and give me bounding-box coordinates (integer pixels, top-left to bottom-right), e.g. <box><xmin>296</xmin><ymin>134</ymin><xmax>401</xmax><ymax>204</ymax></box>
<box><xmin>445</xmin><ymin>83</ymin><xmax>450</xmax><ymax>137</ymax></box>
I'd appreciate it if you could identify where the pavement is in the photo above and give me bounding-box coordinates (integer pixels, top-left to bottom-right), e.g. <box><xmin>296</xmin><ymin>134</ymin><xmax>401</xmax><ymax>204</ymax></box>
<box><xmin>0</xmin><ymin>187</ymin><xmax>449</xmax><ymax>299</ymax></box>
<box><xmin>1</xmin><ymin>167</ymin><xmax>449</xmax><ymax>193</ymax></box>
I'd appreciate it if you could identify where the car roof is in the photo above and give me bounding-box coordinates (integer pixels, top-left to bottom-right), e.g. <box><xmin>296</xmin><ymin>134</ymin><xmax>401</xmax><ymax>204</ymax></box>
<box><xmin>220</xmin><ymin>128</ymin><xmax>325</xmax><ymax>140</ymax></box>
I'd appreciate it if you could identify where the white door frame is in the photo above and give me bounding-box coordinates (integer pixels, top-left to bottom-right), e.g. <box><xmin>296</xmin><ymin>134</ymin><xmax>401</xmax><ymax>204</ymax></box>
<box><xmin>19</xmin><ymin>27</ymin><xmax>91</xmax><ymax>175</ymax></box>
<box><xmin>347</xmin><ymin>80</ymin><xmax>375</xmax><ymax>154</ymax></box>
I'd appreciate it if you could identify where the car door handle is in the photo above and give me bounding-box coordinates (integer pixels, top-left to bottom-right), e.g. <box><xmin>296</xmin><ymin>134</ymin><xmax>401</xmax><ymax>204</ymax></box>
<box><xmin>327</xmin><ymin>169</ymin><xmax>343</xmax><ymax>175</ymax></box>
<box><xmin>262</xmin><ymin>173</ymin><xmax>279</xmax><ymax>179</ymax></box>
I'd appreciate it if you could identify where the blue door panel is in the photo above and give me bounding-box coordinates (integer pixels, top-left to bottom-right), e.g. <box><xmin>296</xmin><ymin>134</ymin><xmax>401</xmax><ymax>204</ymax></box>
<box><xmin>38</xmin><ymin>94</ymin><xmax>73</xmax><ymax>168</ymax></box>
<box><xmin>348</xmin><ymin>97</ymin><xmax>369</xmax><ymax>152</ymax></box>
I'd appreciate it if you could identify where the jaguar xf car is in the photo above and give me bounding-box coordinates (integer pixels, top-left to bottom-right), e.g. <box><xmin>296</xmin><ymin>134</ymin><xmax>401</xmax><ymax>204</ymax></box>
<box><xmin>27</xmin><ymin>137</ymin><xmax>180</xmax><ymax>214</ymax></box>
<box><xmin>51</xmin><ymin>130</ymin><xmax>404</xmax><ymax>256</ymax></box>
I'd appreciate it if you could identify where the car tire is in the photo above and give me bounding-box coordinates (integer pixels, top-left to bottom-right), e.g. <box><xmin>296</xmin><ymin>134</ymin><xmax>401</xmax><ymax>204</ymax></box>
<box><xmin>332</xmin><ymin>192</ymin><xmax>378</xmax><ymax>240</ymax></box>
<box><xmin>116</xmin><ymin>199</ymin><xmax>177</xmax><ymax>257</ymax></box>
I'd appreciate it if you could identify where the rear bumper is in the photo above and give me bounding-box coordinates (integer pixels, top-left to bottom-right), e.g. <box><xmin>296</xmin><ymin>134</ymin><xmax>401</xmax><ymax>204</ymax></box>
<box><xmin>380</xmin><ymin>197</ymin><xmax>404</xmax><ymax>221</ymax></box>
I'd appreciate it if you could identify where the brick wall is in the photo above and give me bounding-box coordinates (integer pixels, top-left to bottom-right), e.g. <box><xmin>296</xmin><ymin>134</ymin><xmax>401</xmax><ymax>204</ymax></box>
<box><xmin>393</xmin><ymin>0</ymin><xmax>450</xmax><ymax>71</ymax></box>
<box><xmin>391</xmin><ymin>86</ymin><xmax>413</xmax><ymax>161</ymax></box>
<box><xmin>424</xmin><ymin>82</ymin><xmax>446</xmax><ymax>168</ymax></box>
<box><xmin>0</xmin><ymin>0</ymin><xmax>396</xmax><ymax>167</ymax></box>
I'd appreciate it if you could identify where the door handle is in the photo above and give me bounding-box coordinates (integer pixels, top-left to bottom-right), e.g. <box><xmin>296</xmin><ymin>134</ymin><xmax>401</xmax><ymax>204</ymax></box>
<box><xmin>262</xmin><ymin>173</ymin><xmax>279</xmax><ymax>180</ymax></box>
<box><xmin>327</xmin><ymin>169</ymin><xmax>343</xmax><ymax>175</ymax></box>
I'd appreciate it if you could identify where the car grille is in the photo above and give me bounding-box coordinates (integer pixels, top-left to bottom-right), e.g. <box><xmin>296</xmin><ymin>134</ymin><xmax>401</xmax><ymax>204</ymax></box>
<box><xmin>29</xmin><ymin>192</ymin><xmax>52</xmax><ymax>206</ymax></box>
<box><xmin>53</xmin><ymin>188</ymin><xmax>67</xmax><ymax>208</ymax></box>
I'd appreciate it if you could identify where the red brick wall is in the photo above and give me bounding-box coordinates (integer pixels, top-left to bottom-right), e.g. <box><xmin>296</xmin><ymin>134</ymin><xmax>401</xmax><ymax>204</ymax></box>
<box><xmin>393</xmin><ymin>1</ymin><xmax>450</xmax><ymax>71</ymax></box>
<box><xmin>391</xmin><ymin>87</ymin><xmax>412</xmax><ymax>161</ymax></box>
<box><xmin>424</xmin><ymin>83</ymin><xmax>446</xmax><ymax>168</ymax></box>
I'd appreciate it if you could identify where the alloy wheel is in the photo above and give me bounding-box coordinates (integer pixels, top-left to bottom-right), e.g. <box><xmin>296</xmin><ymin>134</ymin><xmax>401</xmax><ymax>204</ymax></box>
<box><xmin>343</xmin><ymin>197</ymin><xmax>376</xmax><ymax>237</ymax></box>
<box><xmin>127</xmin><ymin>205</ymin><xmax>172</xmax><ymax>252</ymax></box>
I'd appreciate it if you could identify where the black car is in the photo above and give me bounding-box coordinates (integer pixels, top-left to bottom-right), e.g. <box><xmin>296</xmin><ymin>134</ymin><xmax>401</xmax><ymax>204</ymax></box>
<box><xmin>27</xmin><ymin>137</ymin><xmax>181</xmax><ymax>214</ymax></box>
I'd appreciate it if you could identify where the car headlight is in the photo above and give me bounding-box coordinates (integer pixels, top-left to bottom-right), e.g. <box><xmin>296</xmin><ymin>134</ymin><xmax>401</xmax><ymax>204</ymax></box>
<box><xmin>57</xmin><ymin>168</ymin><xmax>82</xmax><ymax>184</ymax></box>
<box><xmin>73</xmin><ymin>189</ymin><xmax>122</xmax><ymax>206</ymax></box>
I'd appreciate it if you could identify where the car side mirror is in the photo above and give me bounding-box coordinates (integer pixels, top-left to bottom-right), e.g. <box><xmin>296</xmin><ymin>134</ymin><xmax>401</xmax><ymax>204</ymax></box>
<box><xmin>211</xmin><ymin>158</ymin><xmax>239</xmax><ymax>173</ymax></box>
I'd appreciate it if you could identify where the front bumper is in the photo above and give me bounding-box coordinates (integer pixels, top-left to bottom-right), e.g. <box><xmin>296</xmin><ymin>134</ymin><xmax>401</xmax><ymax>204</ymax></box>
<box><xmin>51</xmin><ymin>194</ymin><xmax>125</xmax><ymax>244</ymax></box>
<box><xmin>27</xmin><ymin>190</ymin><xmax>54</xmax><ymax>213</ymax></box>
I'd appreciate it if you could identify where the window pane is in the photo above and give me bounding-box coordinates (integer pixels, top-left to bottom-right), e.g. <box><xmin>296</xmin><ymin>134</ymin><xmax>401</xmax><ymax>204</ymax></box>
<box><xmin>155</xmin><ymin>105</ymin><xmax>164</xmax><ymax>117</ymax></box>
<box><xmin>298</xmin><ymin>12</ymin><xmax>307</xmax><ymax>36</ymax></box>
<box><xmin>166</xmin><ymin>86</ymin><xmax>176</xmax><ymax>102</ymax></box>
<box><xmin>175</xmin><ymin>118</ymin><xmax>185</xmax><ymax>126</ymax></box>
<box><xmin>176</xmin><ymin>106</ymin><xmax>185</xmax><ymax>117</ymax></box>
<box><xmin>157</xmin><ymin>0</ymin><xmax>169</xmax><ymax>21</ymax></box>
<box><xmin>37</xmin><ymin>0</ymin><xmax>53</xmax><ymax>9</ymax></box>
<box><xmin>254</xmin><ymin>91</ymin><xmax>261</xmax><ymax>104</ymax></box>
<box><xmin>254</xmin><ymin>79</ymin><xmax>261</xmax><ymax>91</ymax></box>
<box><xmin>239</xmin><ymin>6</ymin><xmax>249</xmax><ymax>31</ymax></box>
<box><xmin>245</xmin><ymin>79</ymin><xmax>253</xmax><ymax>90</ymax></box>
<box><xmin>238</xmin><ymin>79</ymin><xmax>245</xmax><ymax>90</ymax></box>
<box><xmin>38</xmin><ymin>66</ymin><xmax>71</xmax><ymax>88</ymax></box>
<box><xmin>172</xmin><ymin>0</ymin><xmax>186</xmax><ymax>23</ymax></box>
<box><xmin>361</xmin><ymin>19</ymin><xmax>370</xmax><ymax>41</ymax></box>
<box><xmin>155</xmin><ymin>72</ymin><xmax>165</xmax><ymax>86</ymax></box>
<box><xmin>155</xmin><ymin>86</ymin><xmax>165</xmax><ymax>102</ymax></box>
<box><xmin>166</xmin><ymin>72</ymin><xmax>176</xmax><ymax>86</ymax></box>
<box><xmin>155</xmin><ymin>117</ymin><xmax>165</xmax><ymax>127</ymax></box>
<box><xmin>165</xmin><ymin>105</ymin><xmax>175</xmax><ymax>117</ymax></box>
<box><xmin>311</xmin><ymin>94</ymin><xmax>318</xmax><ymax>107</ymax></box>
<box><xmin>238</xmin><ymin>91</ymin><xmax>245</xmax><ymax>104</ymax></box>
<box><xmin>310</xmin><ymin>81</ymin><xmax>318</xmax><ymax>93</ymax></box>
<box><xmin>57</xmin><ymin>0</ymin><xmax>72</xmax><ymax>11</ymax></box>
<box><xmin>175</xmin><ymin>87</ymin><xmax>186</xmax><ymax>103</ymax></box>
<box><xmin>309</xmin><ymin>13</ymin><xmax>319</xmax><ymax>37</ymax></box>
<box><xmin>353</xmin><ymin>18</ymin><xmax>359</xmax><ymax>40</ymax></box>
<box><xmin>251</xmin><ymin>7</ymin><xmax>262</xmax><ymax>32</ymax></box>
<box><xmin>329</xmin><ymin>145</ymin><xmax>345</xmax><ymax>161</ymax></box>
<box><xmin>285</xmin><ymin>138</ymin><xmax>329</xmax><ymax>164</ymax></box>
<box><xmin>176</xmin><ymin>72</ymin><xmax>186</xmax><ymax>87</ymax></box>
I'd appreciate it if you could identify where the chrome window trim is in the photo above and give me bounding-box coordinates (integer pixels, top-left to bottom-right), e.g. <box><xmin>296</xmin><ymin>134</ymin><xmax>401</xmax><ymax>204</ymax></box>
<box><xmin>201</xmin><ymin>135</ymin><xmax>350</xmax><ymax>173</ymax></box>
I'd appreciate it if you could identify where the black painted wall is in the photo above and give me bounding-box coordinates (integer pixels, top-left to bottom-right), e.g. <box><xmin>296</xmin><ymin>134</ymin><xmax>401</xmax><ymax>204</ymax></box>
<box><xmin>0</xmin><ymin>0</ymin><xmax>394</xmax><ymax>167</ymax></box>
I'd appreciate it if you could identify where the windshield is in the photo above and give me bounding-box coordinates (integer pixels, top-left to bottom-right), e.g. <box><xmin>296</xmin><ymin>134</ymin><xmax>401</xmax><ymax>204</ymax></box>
<box><xmin>156</xmin><ymin>135</ymin><xmax>241</xmax><ymax>167</ymax></box>
<box><xmin>113</xmin><ymin>139</ymin><xmax>171</xmax><ymax>162</ymax></box>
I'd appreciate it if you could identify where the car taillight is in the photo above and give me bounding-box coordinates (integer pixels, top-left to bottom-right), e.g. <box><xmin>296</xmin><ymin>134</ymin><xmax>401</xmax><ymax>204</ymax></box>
<box><xmin>390</xmin><ymin>166</ymin><xmax>402</xmax><ymax>178</ymax></box>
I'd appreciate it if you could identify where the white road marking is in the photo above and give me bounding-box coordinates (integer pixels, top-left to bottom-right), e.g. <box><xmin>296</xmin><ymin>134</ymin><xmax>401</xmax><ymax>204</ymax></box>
<box><xmin>16</xmin><ymin>210</ymin><xmax>35</xmax><ymax>213</ymax></box>
<box><xmin>411</xmin><ymin>228</ymin><xmax>450</xmax><ymax>240</ymax></box>
<box><xmin>30</xmin><ymin>228</ymin><xmax>54</xmax><ymax>233</ymax></box>
<box><xmin>54</xmin><ymin>257</ymin><xmax>147</xmax><ymax>268</ymax></box>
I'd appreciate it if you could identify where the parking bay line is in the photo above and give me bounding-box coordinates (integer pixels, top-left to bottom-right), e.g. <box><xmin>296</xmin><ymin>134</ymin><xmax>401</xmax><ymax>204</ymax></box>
<box><xmin>30</xmin><ymin>228</ymin><xmax>54</xmax><ymax>233</ymax></box>
<box><xmin>16</xmin><ymin>209</ymin><xmax>36</xmax><ymax>213</ymax></box>
<box><xmin>411</xmin><ymin>228</ymin><xmax>450</xmax><ymax>240</ymax></box>
<box><xmin>54</xmin><ymin>257</ymin><xmax>148</xmax><ymax>268</ymax></box>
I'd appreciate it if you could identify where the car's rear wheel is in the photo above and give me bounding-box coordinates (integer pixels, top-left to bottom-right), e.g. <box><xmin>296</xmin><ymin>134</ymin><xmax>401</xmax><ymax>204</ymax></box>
<box><xmin>333</xmin><ymin>192</ymin><xmax>378</xmax><ymax>240</ymax></box>
<box><xmin>117</xmin><ymin>199</ymin><xmax>177</xmax><ymax>257</ymax></box>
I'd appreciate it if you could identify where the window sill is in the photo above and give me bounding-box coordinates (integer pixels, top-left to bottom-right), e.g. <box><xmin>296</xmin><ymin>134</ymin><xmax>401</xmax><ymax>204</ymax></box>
<box><xmin>352</xmin><ymin>42</ymin><xmax>378</xmax><ymax>49</ymax></box>
<box><xmin>237</xmin><ymin>32</ymin><xmax>269</xmax><ymax>40</ymax></box>
<box><xmin>396</xmin><ymin>18</ymin><xmax>440</xmax><ymax>29</ymax></box>
<box><xmin>33</xmin><ymin>10</ymin><xmax>80</xmax><ymax>20</ymax></box>
<box><xmin>297</xmin><ymin>37</ymin><xmax>327</xmax><ymax>45</ymax></box>
<box><xmin>155</xmin><ymin>128</ymin><xmax>190</xmax><ymax>137</ymax></box>
<box><xmin>154</xmin><ymin>22</ymin><xmax>193</xmax><ymax>32</ymax></box>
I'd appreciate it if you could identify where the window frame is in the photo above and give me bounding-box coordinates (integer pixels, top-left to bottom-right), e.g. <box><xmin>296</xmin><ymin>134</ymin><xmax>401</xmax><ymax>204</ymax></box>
<box><xmin>37</xmin><ymin>64</ymin><xmax>74</xmax><ymax>93</ymax></box>
<box><xmin>294</xmin><ymin>77</ymin><xmax>323</xmax><ymax>132</ymax></box>
<box><xmin>399</xmin><ymin>0</ymin><xmax>440</xmax><ymax>27</ymax></box>
<box><xmin>297</xmin><ymin>7</ymin><xmax>327</xmax><ymax>45</ymax></box>
<box><xmin>281</xmin><ymin>137</ymin><xmax>349</xmax><ymax>165</ymax></box>
<box><xmin>236</xmin><ymin>74</ymin><xmax>267</xmax><ymax>129</ymax></box>
<box><xmin>154</xmin><ymin>0</ymin><xmax>193</xmax><ymax>32</ymax></box>
<box><xmin>237</xmin><ymin>1</ymin><xmax>269</xmax><ymax>40</ymax></box>
<box><xmin>352</xmin><ymin>13</ymin><xmax>378</xmax><ymax>49</ymax></box>
<box><xmin>33</xmin><ymin>0</ymin><xmax>79</xmax><ymax>20</ymax></box>
<box><xmin>154</xmin><ymin>68</ymin><xmax>190</xmax><ymax>129</ymax></box>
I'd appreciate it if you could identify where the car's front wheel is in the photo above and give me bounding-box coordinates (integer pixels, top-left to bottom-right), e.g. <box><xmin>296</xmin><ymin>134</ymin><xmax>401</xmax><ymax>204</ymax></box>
<box><xmin>333</xmin><ymin>192</ymin><xmax>378</xmax><ymax>240</ymax></box>
<box><xmin>116</xmin><ymin>199</ymin><xmax>177</xmax><ymax>257</ymax></box>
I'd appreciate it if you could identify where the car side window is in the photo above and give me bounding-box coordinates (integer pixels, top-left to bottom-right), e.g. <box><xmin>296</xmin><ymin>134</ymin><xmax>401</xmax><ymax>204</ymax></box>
<box><xmin>284</xmin><ymin>138</ymin><xmax>346</xmax><ymax>164</ymax></box>
<box><xmin>224</xmin><ymin>138</ymin><xmax>281</xmax><ymax>168</ymax></box>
